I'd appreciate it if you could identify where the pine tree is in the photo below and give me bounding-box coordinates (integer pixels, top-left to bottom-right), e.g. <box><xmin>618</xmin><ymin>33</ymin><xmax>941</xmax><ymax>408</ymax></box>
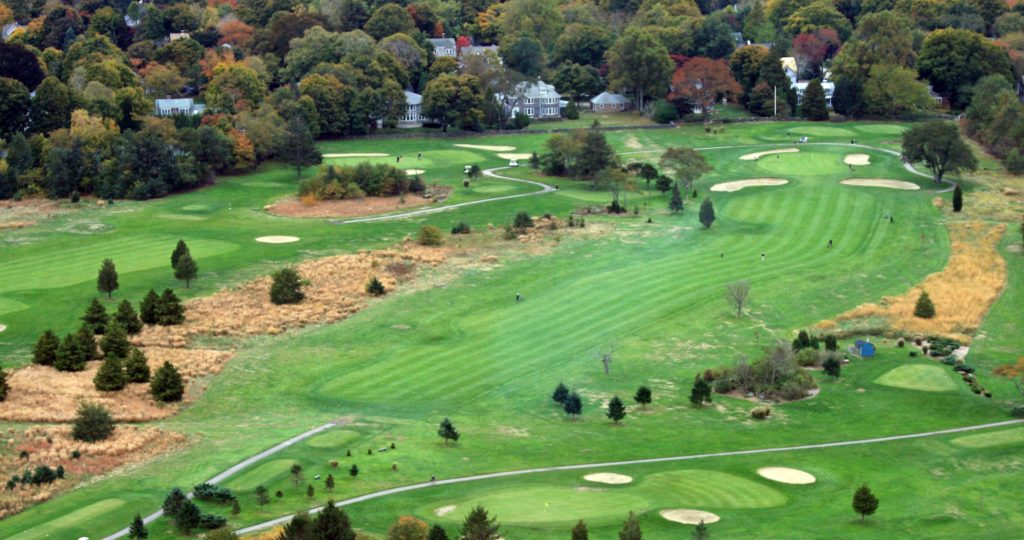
<box><xmin>823</xmin><ymin>356</ymin><xmax>842</xmax><ymax>379</ymax></box>
<box><xmin>618</xmin><ymin>511</ymin><xmax>642</xmax><ymax>540</ymax></box>
<box><xmin>952</xmin><ymin>184</ymin><xmax>963</xmax><ymax>212</ymax></box>
<box><xmin>150</xmin><ymin>361</ymin><xmax>185</xmax><ymax>402</ymax></box>
<box><xmin>669</xmin><ymin>182</ymin><xmax>684</xmax><ymax>213</ymax></box>
<box><xmin>281</xmin><ymin>116</ymin><xmax>322</xmax><ymax>180</ymax></box>
<box><xmin>280</xmin><ymin>511</ymin><xmax>312</xmax><ymax>538</ymax></box>
<box><xmin>852</xmin><ymin>484</ymin><xmax>879</xmax><ymax>520</ymax></box>
<box><xmin>163</xmin><ymin>487</ymin><xmax>188</xmax><ymax>518</ymax></box>
<box><xmin>175</xmin><ymin>500</ymin><xmax>201</xmax><ymax>533</ymax></box>
<box><xmin>913</xmin><ymin>291</ymin><xmax>935</xmax><ymax>319</ymax></box>
<box><xmin>365</xmin><ymin>276</ymin><xmax>386</xmax><ymax>296</ymax></box>
<box><xmin>55</xmin><ymin>333</ymin><xmax>86</xmax><ymax>372</ymax></box>
<box><xmin>170</xmin><ymin>239</ymin><xmax>190</xmax><ymax>269</ymax></box>
<box><xmin>349</xmin><ymin>464</ymin><xmax>359</xmax><ymax>477</ymax></box>
<box><xmin>270</xmin><ymin>268</ymin><xmax>305</xmax><ymax>305</ymax></box>
<box><xmin>114</xmin><ymin>300</ymin><xmax>143</xmax><ymax>335</ymax></box>
<box><xmin>572</xmin><ymin>519</ymin><xmax>589</xmax><ymax>540</ymax></box>
<box><xmin>325</xmin><ymin>473</ymin><xmax>335</xmax><ymax>491</ymax></box>
<box><xmin>690</xmin><ymin>376</ymin><xmax>712</xmax><ymax>406</ymax></box>
<box><xmin>128</xmin><ymin>513</ymin><xmax>148</xmax><ymax>539</ymax></box>
<box><xmin>699</xmin><ymin>197</ymin><xmax>715</xmax><ymax>229</ymax></box>
<box><xmin>565</xmin><ymin>99</ymin><xmax>580</xmax><ymax>120</ymax></box>
<box><xmin>174</xmin><ymin>253</ymin><xmax>198</xmax><ymax>288</ymax></box>
<box><xmin>552</xmin><ymin>382</ymin><xmax>569</xmax><ymax>404</ymax></box>
<box><xmin>139</xmin><ymin>289</ymin><xmax>161</xmax><ymax>325</ymax></box>
<box><xmin>97</xmin><ymin>259</ymin><xmax>119</xmax><ymax>299</ymax></box>
<box><xmin>800</xmin><ymin>78</ymin><xmax>829</xmax><ymax>120</ymax></box>
<box><xmin>0</xmin><ymin>368</ymin><xmax>9</xmax><ymax>402</ymax></box>
<box><xmin>438</xmin><ymin>417</ymin><xmax>460</xmax><ymax>445</ymax></box>
<box><xmin>313</xmin><ymin>502</ymin><xmax>355</xmax><ymax>540</ymax></box>
<box><xmin>255</xmin><ymin>485</ymin><xmax>270</xmax><ymax>507</ymax></box>
<box><xmin>563</xmin><ymin>392</ymin><xmax>583</xmax><ymax>418</ymax></box>
<box><xmin>156</xmin><ymin>289</ymin><xmax>185</xmax><ymax>325</ymax></box>
<box><xmin>606</xmin><ymin>395</ymin><xmax>626</xmax><ymax>424</ymax></box>
<box><xmin>428</xmin><ymin>524</ymin><xmax>450</xmax><ymax>540</ymax></box>
<box><xmin>72</xmin><ymin>402</ymin><xmax>115</xmax><ymax>442</ymax></box>
<box><xmin>306</xmin><ymin>484</ymin><xmax>315</xmax><ymax>498</ymax></box>
<box><xmin>77</xmin><ymin>323</ymin><xmax>99</xmax><ymax>360</ymax></box>
<box><xmin>459</xmin><ymin>505</ymin><xmax>500</xmax><ymax>540</ymax></box>
<box><xmin>633</xmin><ymin>386</ymin><xmax>652</xmax><ymax>409</ymax></box>
<box><xmin>125</xmin><ymin>348</ymin><xmax>151</xmax><ymax>383</ymax></box>
<box><xmin>100</xmin><ymin>322</ymin><xmax>131</xmax><ymax>359</ymax></box>
<box><xmin>33</xmin><ymin>330</ymin><xmax>60</xmax><ymax>365</ymax></box>
<box><xmin>82</xmin><ymin>298</ymin><xmax>110</xmax><ymax>334</ymax></box>
<box><xmin>94</xmin><ymin>354</ymin><xmax>127</xmax><ymax>391</ymax></box>
<box><xmin>231</xmin><ymin>498</ymin><xmax>241</xmax><ymax>515</ymax></box>
<box><xmin>692</xmin><ymin>519</ymin><xmax>710</xmax><ymax>540</ymax></box>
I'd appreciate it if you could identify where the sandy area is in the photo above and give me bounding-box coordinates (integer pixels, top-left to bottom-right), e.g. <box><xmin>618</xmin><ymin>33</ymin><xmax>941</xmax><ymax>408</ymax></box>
<box><xmin>583</xmin><ymin>472</ymin><xmax>633</xmax><ymax>484</ymax></box>
<box><xmin>498</xmin><ymin>153</ymin><xmax>532</xmax><ymax>160</ymax></box>
<box><xmin>434</xmin><ymin>505</ymin><xmax>456</xmax><ymax>517</ymax></box>
<box><xmin>404</xmin><ymin>169</ymin><xmax>426</xmax><ymax>175</ymax></box>
<box><xmin>757</xmin><ymin>467</ymin><xmax>816</xmax><ymax>484</ymax></box>
<box><xmin>454</xmin><ymin>144</ymin><xmax>516</xmax><ymax>152</ymax></box>
<box><xmin>739</xmin><ymin>148</ymin><xmax>799</xmax><ymax>160</ymax></box>
<box><xmin>660</xmin><ymin>509</ymin><xmax>721</xmax><ymax>525</ymax></box>
<box><xmin>711</xmin><ymin>178</ymin><xmax>789</xmax><ymax>192</ymax></box>
<box><xmin>844</xmin><ymin>153</ymin><xmax>870</xmax><ymax>165</ymax></box>
<box><xmin>255</xmin><ymin>236</ymin><xmax>300</xmax><ymax>244</ymax></box>
<box><xmin>323</xmin><ymin>153</ymin><xmax>388</xmax><ymax>158</ymax></box>
<box><xmin>0</xmin><ymin>324</ymin><xmax>6</xmax><ymax>332</ymax></box>
<box><xmin>840</xmin><ymin>179</ymin><xmax>919</xmax><ymax>190</ymax></box>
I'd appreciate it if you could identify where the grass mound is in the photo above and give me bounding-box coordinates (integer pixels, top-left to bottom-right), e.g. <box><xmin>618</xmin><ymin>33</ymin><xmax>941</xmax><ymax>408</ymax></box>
<box><xmin>305</xmin><ymin>430</ymin><xmax>359</xmax><ymax>448</ymax></box>
<box><xmin>874</xmin><ymin>365</ymin><xmax>959</xmax><ymax>392</ymax></box>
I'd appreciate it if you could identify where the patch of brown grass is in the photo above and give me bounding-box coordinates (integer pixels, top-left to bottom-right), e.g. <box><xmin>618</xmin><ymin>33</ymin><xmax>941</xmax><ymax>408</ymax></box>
<box><xmin>818</xmin><ymin>222</ymin><xmax>1007</xmax><ymax>343</ymax></box>
<box><xmin>993</xmin><ymin>357</ymin><xmax>1024</xmax><ymax>378</ymax></box>
<box><xmin>0</xmin><ymin>425</ymin><xmax>185</xmax><ymax>518</ymax></box>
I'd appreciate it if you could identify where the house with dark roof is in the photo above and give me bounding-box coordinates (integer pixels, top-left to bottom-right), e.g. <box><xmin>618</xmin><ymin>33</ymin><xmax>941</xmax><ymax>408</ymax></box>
<box><xmin>428</xmin><ymin>38</ymin><xmax>457</xmax><ymax>58</ymax></box>
<box><xmin>502</xmin><ymin>81</ymin><xmax>563</xmax><ymax>120</ymax></box>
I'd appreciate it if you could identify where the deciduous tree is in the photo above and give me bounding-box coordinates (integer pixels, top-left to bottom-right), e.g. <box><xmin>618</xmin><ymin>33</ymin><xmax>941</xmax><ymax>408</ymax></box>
<box><xmin>388</xmin><ymin>515</ymin><xmax>429</xmax><ymax>540</ymax></box>
<box><xmin>901</xmin><ymin>121</ymin><xmax>978</xmax><ymax>183</ymax></box>
<box><xmin>669</xmin><ymin>58</ymin><xmax>741</xmax><ymax>122</ymax></box>
<box><xmin>661</xmin><ymin>147</ymin><xmax>711</xmax><ymax>193</ymax></box>
<box><xmin>606</xmin><ymin>28</ymin><xmax>674</xmax><ymax>113</ymax></box>
<box><xmin>726</xmin><ymin>281</ymin><xmax>751</xmax><ymax>317</ymax></box>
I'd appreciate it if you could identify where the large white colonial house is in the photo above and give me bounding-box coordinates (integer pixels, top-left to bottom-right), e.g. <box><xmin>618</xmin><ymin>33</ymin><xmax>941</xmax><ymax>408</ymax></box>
<box><xmin>154</xmin><ymin>98</ymin><xmax>205</xmax><ymax>116</ymax></box>
<box><xmin>400</xmin><ymin>90</ymin><xmax>424</xmax><ymax>126</ymax></box>
<box><xmin>781</xmin><ymin>57</ymin><xmax>835</xmax><ymax>108</ymax></box>
<box><xmin>504</xmin><ymin>81</ymin><xmax>564</xmax><ymax>119</ymax></box>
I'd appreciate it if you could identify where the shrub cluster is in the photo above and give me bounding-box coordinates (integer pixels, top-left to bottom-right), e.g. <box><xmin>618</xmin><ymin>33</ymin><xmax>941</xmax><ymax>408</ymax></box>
<box><xmin>6</xmin><ymin>464</ymin><xmax>64</xmax><ymax>490</ymax></box>
<box><xmin>299</xmin><ymin>163</ymin><xmax>424</xmax><ymax>201</ymax></box>
<box><xmin>193</xmin><ymin>483</ymin><xmax>236</xmax><ymax>503</ymax></box>
<box><xmin>708</xmin><ymin>344</ymin><xmax>818</xmax><ymax>401</ymax></box>
<box><xmin>751</xmin><ymin>405</ymin><xmax>772</xmax><ymax>419</ymax></box>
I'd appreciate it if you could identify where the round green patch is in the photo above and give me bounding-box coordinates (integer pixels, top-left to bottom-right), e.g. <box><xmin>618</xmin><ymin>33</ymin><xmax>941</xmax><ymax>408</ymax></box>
<box><xmin>950</xmin><ymin>428</ymin><xmax>1024</xmax><ymax>449</ymax></box>
<box><xmin>641</xmin><ymin>470</ymin><xmax>786</xmax><ymax>508</ymax></box>
<box><xmin>874</xmin><ymin>365</ymin><xmax>959</xmax><ymax>392</ymax></box>
<box><xmin>305</xmin><ymin>430</ymin><xmax>359</xmax><ymax>448</ymax></box>
<box><xmin>225</xmin><ymin>458</ymin><xmax>299</xmax><ymax>491</ymax></box>
<box><xmin>754</xmin><ymin>152</ymin><xmax>844</xmax><ymax>177</ymax></box>
<box><xmin>424</xmin><ymin>486</ymin><xmax>652</xmax><ymax>527</ymax></box>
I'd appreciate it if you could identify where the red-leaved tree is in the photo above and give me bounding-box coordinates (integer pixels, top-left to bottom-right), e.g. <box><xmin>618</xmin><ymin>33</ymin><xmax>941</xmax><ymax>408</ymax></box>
<box><xmin>669</xmin><ymin>58</ymin><xmax>741</xmax><ymax>122</ymax></box>
<box><xmin>792</xmin><ymin>28</ymin><xmax>841</xmax><ymax>78</ymax></box>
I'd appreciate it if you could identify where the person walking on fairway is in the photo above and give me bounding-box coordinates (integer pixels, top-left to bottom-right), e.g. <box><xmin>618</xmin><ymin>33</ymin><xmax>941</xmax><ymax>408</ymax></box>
<box><xmin>417</xmin><ymin>152</ymin><xmax>422</xmax><ymax>159</ymax></box>
<box><xmin>828</xmin><ymin>239</ymin><xmax>833</xmax><ymax>248</ymax></box>
<box><xmin>516</xmin><ymin>292</ymin><xmax>521</xmax><ymax>303</ymax></box>
<box><xmin>761</xmin><ymin>252</ymin><xmax>766</xmax><ymax>261</ymax></box>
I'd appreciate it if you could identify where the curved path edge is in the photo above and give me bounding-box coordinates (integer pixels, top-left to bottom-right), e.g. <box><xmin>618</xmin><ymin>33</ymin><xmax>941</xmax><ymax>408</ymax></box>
<box><xmin>234</xmin><ymin>418</ymin><xmax>1023</xmax><ymax>535</ymax></box>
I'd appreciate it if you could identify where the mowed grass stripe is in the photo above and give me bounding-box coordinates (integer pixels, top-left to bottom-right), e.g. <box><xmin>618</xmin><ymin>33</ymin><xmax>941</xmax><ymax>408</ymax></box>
<box><xmin>642</xmin><ymin>470</ymin><xmax>787</xmax><ymax>508</ymax></box>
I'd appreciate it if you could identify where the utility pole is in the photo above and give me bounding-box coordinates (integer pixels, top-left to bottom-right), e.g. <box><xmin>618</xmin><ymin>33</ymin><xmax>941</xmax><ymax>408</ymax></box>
<box><xmin>774</xmin><ymin>86</ymin><xmax>777</xmax><ymax>117</ymax></box>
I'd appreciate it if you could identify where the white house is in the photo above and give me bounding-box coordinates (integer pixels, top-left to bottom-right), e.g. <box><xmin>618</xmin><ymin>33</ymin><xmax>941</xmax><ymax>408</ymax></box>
<box><xmin>428</xmin><ymin>38</ymin><xmax>457</xmax><ymax>58</ymax></box>
<box><xmin>2</xmin><ymin>23</ymin><xmax>23</xmax><ymax>41</ymax></box>
<box><xmin>502</xmin><ymin>81</ymin><xmax>562</xmax><ymax>120</ymax></box>
<box><xmin>590</xmin><ymin>92</ymin><xmax>630</xmax><ymax>112</ymax></box>
<box><xmin>781</xmin><ymin>57</ymin><xmax>835</xmax><ymax>108</ymax></box>
<box><xmin>154</xmin><ymin>98</ymin><xmax>205</xmax><ymax>116</ymax></box>
<box><xmin>400</xmin><ymin>91</ymin><xmax>424</xmax><ymax>126</ymax></box>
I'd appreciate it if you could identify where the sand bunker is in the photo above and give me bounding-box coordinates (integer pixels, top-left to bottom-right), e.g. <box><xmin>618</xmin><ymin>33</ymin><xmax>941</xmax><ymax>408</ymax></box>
<box><xmin>454</xmin><ymin>144</ymin><xmax>517</xmax><ymax>152</ymax></box>
<box><xmin>840</xmin><ymin>179</ymin><xmax>919</xmax><ymax>190</ymax></box>
<box><xmin>739</xmin><ymin>148</ymin><xmax>799</xmax><ymax>160</ymax></box>
<box><xmin>660</xmin><ymin>509</ymin><xmax>721</xmax><ymax>525</ymax></box>
<box><xmin>0</xmin><ymin>324</ymin><xmax>6</xmax><ymax>333</ymax></box>
<box><xmin>434</xmin><ymin>505</ymin><xmax>456</xmax><ymax>517</ymax></box>
<box><xmin>583</xmin><ymin>473</ymin><xmax>633</xmax><ymax>485</ymax></box>
<box><xmin>323</xmin><ymin>153</ymin><xmax>388</xmax><ymax>158</ymax></box>
<box><xmin>844</xmin><ymin>153</ymin><xmax>870</xmax><ymax>166</ymax></box>
<box><xmin>404</xmin><ymin>169</ymin><xmax>425</xmax><ymax>175</ymax></box>
<box><xmin>757</xmin><ymin>467</ymin><xmax>816</xmax><ymax>485</ymax></box>
<box><xmin>255</xmin><ymin>236</ymin><xmax>300</xmax><ymax>244</ymax></box>
<box><xmin>711</xmin><ymin>178</ymin><xmax>789</xmax><ymax>192</ymax></box>
<box><xmin>498</xmin><ymin>153</ymin><xmax>532</xmax><ymax>160</ymax></box>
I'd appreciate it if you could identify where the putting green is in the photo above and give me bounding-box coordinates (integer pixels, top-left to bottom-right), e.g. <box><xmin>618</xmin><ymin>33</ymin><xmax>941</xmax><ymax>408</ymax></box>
<box><xmin>8</xmin><ymin>498</ymin><xmax>125</xmax><ymax>540</ymax></box>
<box><xmin>874</xmin><ymin>365</ymin><xmax>959</xmax><ymax>392</ymax></box>
<box><xmin>755</xmin><ymin>152</ymin><xmax>845</xmax><ymax>176</ymax></box>
<box><xmin>225</xmin><ymin>459</ymin><xmax>299</xmax><ymax>491</ymax></box>
<box><xmin>950</xmin><ymin>428</ymin><xmax>1024</xmax><ymax>449</ymax></box>
<box><xmin>305</xmin><ymin>430</ymin><xmax>359</xmax><ymax>448</ymax></box>
<box><xmin>641</xmin><ymin>470</ymin><xmax>786</xmax><ymax>508</ymax></box>
<box><xmin>423</xmin><ymin>486</ymin><xmax>652</xmax><ymax>527</ymax></box>
<box><xmin>856</xmin><ymin>124</ymin><xmax>907</xmax><ymax>135</ymax></box>
<box><xmin>788</xmin><ymin>126</ymin><xmax>855</xmax><ymax>137</ymax></box>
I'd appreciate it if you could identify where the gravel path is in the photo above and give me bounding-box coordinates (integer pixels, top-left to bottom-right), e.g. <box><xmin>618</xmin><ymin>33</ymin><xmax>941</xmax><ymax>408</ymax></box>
<box><xmin>234</xmin><ymin>419</ymin><xmax>1023</xmax><ymax>535</ymax></box>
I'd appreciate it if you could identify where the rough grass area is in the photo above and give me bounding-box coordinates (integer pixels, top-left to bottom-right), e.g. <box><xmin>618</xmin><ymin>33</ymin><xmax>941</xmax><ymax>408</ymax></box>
<box><xmin>874</xmin><ymin>365</ymin><xmax>959</xmax><ymax>392</ymax></box>
<box><xmin>821</xmin><ymin>222</ymin><xmax>1007</xmax><ymax>342</ymax></box>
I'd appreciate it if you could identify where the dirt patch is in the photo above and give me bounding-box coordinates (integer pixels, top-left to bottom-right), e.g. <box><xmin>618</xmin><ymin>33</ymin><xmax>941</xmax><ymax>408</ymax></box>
<box><xmin>840</xmin><ymin>178</ymin><xmax>919</xmax><ymax>190</ymax></box>
<box><xmin>0</xmin><ymin>221</ymin><xmax>34</xmax><ymax>230</ymax></box>
<box><xmin>819</xmin><ymin>222</ymin><xmax>1006</xmax><ymax>343</ymax></box>
<box><xmin>0</xmin><ymin>424</ymin><xmax>185</xmax><ymax>519</ymax></box>
<box><xmin>757</xmin><ymin>467</ymin><xmax>816</xmax><ymax>484</ymax></box>
<box><xmin>498</xmin><ymin>153</ymin><xmax>532</xmax><ymax>160</ymax></box>
<box><xmin>454</xmin><ymin>144</ymin><xmax>516</xmax><ymax>152</ymax></box>
<box><xmin>583</xmin><ymin>472</ymin><xmax>632</xmax><ymax>484</ymax></box>
<box><xmin>623</xmin><ymin>134</ymin><xmax>643</xmax><ymax>150</ymax></box>
<box><xmin>255</xmin><ymin>236</ymin><xmax>300</xmax><ymax>244</ymax></box>
<box><xmin>739</xmin><ymin>148</ymin><xmax>798</xmax><ymax>160</ymax></box>
<box><xmin>844</xmin><ymin>153</ymin><xmax>871</xmax><ymax>166</ymax></box>
<box><xmin>434</xmin><ymin>505</ymin><xmax>456</xmax><ymax>517</ymax></box>
<box><xmin>710</xmin><ymin>178</ymin><xmax>788</xmax><ymax>192</ymax></box>
<box><xmin>267</xmin><ymin>196</ymin><xmax>433</xmax><ymax>219</ymax></box>
<box><xmin>323</xmin><ymin>153</ymin><xmax>389</xmax><ymax>158</ymax></box>
<box><xmin>0</xmin><ymin>199</ymin><xmax>77</xmax><ymax>230</ymax></box>
<box><xmin>660</xmin><ymin>509</ymin><xmax>720</xmax><ymax>525</ymax></box>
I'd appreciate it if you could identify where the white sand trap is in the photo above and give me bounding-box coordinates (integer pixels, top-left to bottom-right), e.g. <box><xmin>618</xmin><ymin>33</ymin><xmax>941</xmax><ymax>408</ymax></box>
<box><xmin>841</xmin><ymin>179</ymin><xmax>919</xmax><ymax>190</ymax></box>
<box><xmin>0</xmin><ymin>324</ymin><xmax>6</xmax><ymax>333</ymax></box>
<box><xmin>434</xmin><ymin>505</ymin><xmax>456</xmax><ymax>517</ymax></box>
<box><xmin>660</xmin><ymin>509</ymin><xmax>721</xmax><ymax>525</ymax></box>
<box><xmin>583</xmin><ymin>473</ymin><xmax>633</xmax><ymax>485</ymax></box>
<box><xmin>255</xmin><ymin>236</ymin><xmax>300</xmax><ymax>244</ymax></box>
<box><xmin>498</xmin><ymin>153</ymin><xmax>532</xmax><ymax>160</ymax></box>
<box><xmin>454</xmin><ymin>144</ymin><xmax>517</xmax><ymax>152</ymax></box>
<box><xmin>323</xmin><ymin>153</ymin><xmax>388</xmax><ymax>158</ymax></box>
<box><xmin>757</xmin><ymin>467</ymin><xmax>816</xmax><ymax>485</ymax></box>
<box><xmin>404</xmin><ymin>169</ymin><xmax>425</xmax><ymax>175</ymax></box>
<box><xmin>844</xmin><ymin>153</ymin><xmax>871</xmax><ymax>165</ymax></box>
<box><xmin>739</xmin><ymin>148</ymin><xmax>799</xmax><ymax>160</ymax></box>
<box><xmin>711</xmin><ymin>178</ymin><xmax>789</xmax><ymax>192</ymax></box>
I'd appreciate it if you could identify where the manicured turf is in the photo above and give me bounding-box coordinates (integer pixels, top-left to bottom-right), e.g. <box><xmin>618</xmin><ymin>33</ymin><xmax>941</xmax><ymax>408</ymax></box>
<box><xmin>8</xmin><ymin>498</ymin><xmax>125</xmax><ymax>540</ymax></box>
<box><xmin>3</xmin><ymin>121</ymin><xmax>1020</xmax><ymax>540</ymax></box>
<box><xmin>950</xmin><ymin>427</ymin><xmax>1024</xmax><ymax>448</ymax></box>
<box><xmin>874</xmin><ymin>365</ymin><xmax>960</xmax><ymax>392</ymax></box>
<box><xmin>425</xmin><ymin>486</ymin><xmax>653</xmax><ymax>527</ymax></box>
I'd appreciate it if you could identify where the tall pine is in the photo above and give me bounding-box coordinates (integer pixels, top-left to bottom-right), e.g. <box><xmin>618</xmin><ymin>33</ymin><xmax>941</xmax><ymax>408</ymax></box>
<box><xmin>97</xmin><ymin>259</ymin><xmax>119</xmax><ymax>299</ymax></box>
<box><xmin>114</xmin><ymin>299</ymin><xmax>143</xmax><ymax>335</ymax></box>
<box><xmin>174</xmin><ymin>253</ymin><xmax>198</xmax><ymax>288</ymax></box>
<box><xmin>128</xmin><ymin>513</ymin><xmax>148</xmax><ymax>539</ymax></box>
<box><xmin>170</xmin><ymin>240</ymin><xmax>190</xmax><ymax>269</ymax></box>
<box><xmin>139</xmin><ymin>289</ymin><xmax>161</xmax><ymax>325</ymax></box>
<box><xmin>800</xmin><ymin>78</ymin><xmax>829</xmax><ymax>120</ymax></box>
<box><xmin>699</xmin><ymin>197</ymin><xmax>715</xmax><ymax>229</ymax></box>
<box><xmin>281</xmin><ymin>116</ymin><xmax>322</xmax><ymax>180</ymax></box>
<box><xmin>606</xmin><ymin>395</ymin><xmax>627</xmax><ymax>424</ymax></box>
<box><xmin>669</xmin><ymin>182</ymin><xmax>684</xmax><ymax>213</ymax></box>
<box><xmin>82</xmin><ymin>298</ymin><xmax>110</xmax><ymax>334</ymax></box>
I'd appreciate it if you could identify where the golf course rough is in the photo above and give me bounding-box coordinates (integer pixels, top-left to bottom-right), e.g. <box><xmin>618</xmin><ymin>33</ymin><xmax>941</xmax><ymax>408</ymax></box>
<box><xmin>874</xmin><ymin>365</ymin><xmax>959</xmax><ymax>392</ymax></box>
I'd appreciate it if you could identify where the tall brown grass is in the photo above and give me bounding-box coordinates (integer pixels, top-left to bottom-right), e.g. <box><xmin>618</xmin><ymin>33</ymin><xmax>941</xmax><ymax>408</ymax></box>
<box><xmin>817</xmin><ymin>222</ymin><xmax>1007</xmax><ymax>343</ymax></box>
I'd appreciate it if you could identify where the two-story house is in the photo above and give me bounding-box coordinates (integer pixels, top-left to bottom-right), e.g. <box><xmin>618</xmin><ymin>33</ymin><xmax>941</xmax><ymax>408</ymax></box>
<box><xmin>400</xmin><ymin>91</ymin><xmax>424</xmax><ymax>126</ymax></box>
<box><xmin>505</xmin><ymin>81</ymin><xmax>563</xmax><ymax>120</ymax></box>
<box><xmin>428</xmin><ymin>38</ymin><xmax>457</xmax><ymax>58</ymax></box>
